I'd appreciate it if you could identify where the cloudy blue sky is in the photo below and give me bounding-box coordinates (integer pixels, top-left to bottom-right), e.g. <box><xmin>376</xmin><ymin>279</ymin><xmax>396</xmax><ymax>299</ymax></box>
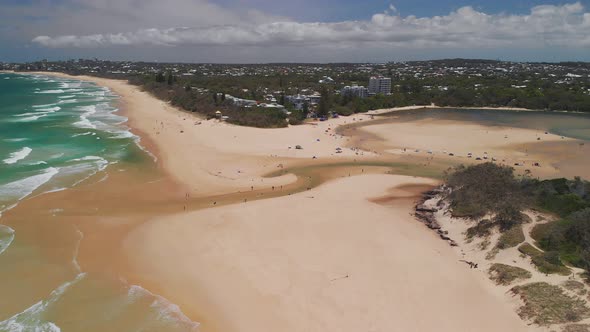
<box><xmin>1</xmin><ymin>0</ymin><xmax>589</xmax><ymax>63</ymax></box>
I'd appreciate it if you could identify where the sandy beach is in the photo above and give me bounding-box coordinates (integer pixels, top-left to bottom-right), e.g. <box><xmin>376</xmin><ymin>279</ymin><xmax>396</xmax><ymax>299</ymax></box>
<box><xmin>11</xmin><ymin>71</ymin><xmax>589</xmax><ymax>331</ymax></box>
<box><xmin>125</xmin><ymin>174</ymin><xmax>530</xmax><ymax>332</ymax></box>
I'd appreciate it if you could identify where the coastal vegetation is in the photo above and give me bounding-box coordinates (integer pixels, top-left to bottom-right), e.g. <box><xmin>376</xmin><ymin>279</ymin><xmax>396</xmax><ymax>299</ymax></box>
<box><xmin>563</xmin><ymin>280</ymin><xmax>588</xmax><ymax>296</ymax></box>
<box><xmin>138</xmin><ymin>70</ymin><xmax>590</xmax><ymax>123</ymax></box>
<box><xmin>446</xmin><ymin>163</ymin><xmax>527</xmax><ymax>229</ymax></box>
<box><xmin>528</xmin><ymin>178</ymin><xmax>590</xmax><ymax>273</ymax></box>
<box><xmin>445</xmin><ymin>163</ymin><xmax>590</xmax><ymax>275</ymax></box>
<box><xmin>511</xmin><ymin>282</ymin><xmax>590</xmax><ymax>325</ymax></box>
<box><xmin>496</xmin><ymin>224</ymin><xmax>526</xmax><ymax>250</ymax></box>
<box><xmin>563</xmin><ymin>324</ymin><xmax>590</xmax><ymax>332</ymax></box>
<box><xmin>517</xmin><ymin>242</ymin><xmax>571</xmax><ymax>275</ymax></box>
<box><xmin>488</xmin><ymin>263</ymin><xmax>532</xmax><ymax>286</ymax></box>
<box><xmin>128</xmin><ymin>74</ymin><xmax>293</xmax><ymax>128</ymax></box>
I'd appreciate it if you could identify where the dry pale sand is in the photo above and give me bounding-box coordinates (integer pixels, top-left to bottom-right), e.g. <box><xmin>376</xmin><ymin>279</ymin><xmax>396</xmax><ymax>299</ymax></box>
<box><xmin>21</xmin><ymin>72</ymin><xmax>552</xmax><ymax>331</ymax></box>
<box><xmin>125</xmin><ymin>174</ymin><xmax>531</xmax><ymax>332</ymax></box>
<box><xmin>31</xmin><ymin>73</ymin><xmax>387</xmax><ymax>195</ymax></box>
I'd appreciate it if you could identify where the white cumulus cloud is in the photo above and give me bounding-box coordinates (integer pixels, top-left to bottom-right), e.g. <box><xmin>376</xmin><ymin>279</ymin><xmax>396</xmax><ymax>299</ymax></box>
<box><xmin>32</xmin><ymin>2</ymin><xmax>590</xmax><ymax>50</ymax></box>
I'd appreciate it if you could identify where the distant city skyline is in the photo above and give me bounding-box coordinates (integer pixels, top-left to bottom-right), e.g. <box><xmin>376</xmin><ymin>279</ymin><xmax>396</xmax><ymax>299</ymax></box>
<box><xmin>1</xmin><ymin>0</ymin><xmax>589</xmax><ymax>63</ymax></box>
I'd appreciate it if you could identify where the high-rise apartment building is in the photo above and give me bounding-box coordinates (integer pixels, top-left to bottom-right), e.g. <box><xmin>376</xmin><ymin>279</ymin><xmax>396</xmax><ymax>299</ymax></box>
<box><xmin>368</xmin><ymin>76</ymin><xmax>392</xmax><ymax>95</ymax></box>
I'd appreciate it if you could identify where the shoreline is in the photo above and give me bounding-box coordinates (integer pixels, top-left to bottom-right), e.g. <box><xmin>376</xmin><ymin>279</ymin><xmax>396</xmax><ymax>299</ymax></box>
<box><xmin>4</xmin><ymin>70</ymin><xmax>586</xmax><ymax>331</ymax></box>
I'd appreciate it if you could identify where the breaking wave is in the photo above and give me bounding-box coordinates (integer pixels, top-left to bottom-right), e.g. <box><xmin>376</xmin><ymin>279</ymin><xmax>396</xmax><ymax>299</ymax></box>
<box><xmin>3</xmin><ymin>147</ymin><xmax>33</xmax><ymax>165</ymax></box>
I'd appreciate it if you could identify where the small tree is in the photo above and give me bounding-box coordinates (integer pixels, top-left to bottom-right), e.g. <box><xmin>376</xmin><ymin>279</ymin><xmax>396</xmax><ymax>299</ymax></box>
<box><xmin>317</xmin><ymin>86</ymin><xmax>331</xmax><ymax>117</ymax></box>
<box><xmin>155</xmin><ymin>72</ymin><xmax>165</xmax><ymax>83</ymax></box>
<box><xmin>302</xmin><ymin>102</ymin><xmax>309</xmax><ymax>118</ymax></box>
<box><xmin>167</xmin><ymin>71</ymin><xmax>173</xmax><ymax>85</ymax></box>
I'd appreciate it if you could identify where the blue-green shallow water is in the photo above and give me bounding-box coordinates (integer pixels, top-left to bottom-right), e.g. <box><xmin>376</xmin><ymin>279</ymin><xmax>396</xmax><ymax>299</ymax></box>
<box><xmin>0</xmin><ymin>72</ymin><xmax>149</xmax><ymax>213</ymax></box>
<box><xmin>0</xmin><ymin>73</ymin><xmax>198</xmax><ymax>332</ymax></box>
<box><xmin>389</xmin><ymin>108</ymin><xmax>590</xmax><ymax>142</ymax></box>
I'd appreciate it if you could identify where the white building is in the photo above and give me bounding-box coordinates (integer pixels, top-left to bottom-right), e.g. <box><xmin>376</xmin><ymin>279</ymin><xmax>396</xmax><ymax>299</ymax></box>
<box><xmin>226</xmin><ymin>95</ymin><xmax>257</xmax><ymax>107</ymax></box>
<box><xmin>341</xmin><ymin>85</ymin><xmax>368</xmax><ymax>99</ymax></box>
<box><xmin>286</xmin><ymin>94</ymin><xmax>321</xmax><ymax>110</ymax></box>
<box><xmin>368</xmin><ymin>76</ymin><xmax>392</xmax><ymax>95</ymax></box>
<box><xmin>319</xmin><ymin>76</ymin><xmax>335</xmax><ymax>84</ymax></box>
<box><xmin>257</xmin><ymin>103</ymin><xmax>287</xmax><ymax>112</ymax></box>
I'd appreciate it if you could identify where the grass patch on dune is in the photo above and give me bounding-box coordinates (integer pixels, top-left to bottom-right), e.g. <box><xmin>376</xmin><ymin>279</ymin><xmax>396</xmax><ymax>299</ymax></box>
<box><xmin>488</xmin><ymin>263</ymin><xmax>532</xmax><ymax>286</ymax></box>
<box><xmin>511</xmin><ymin>282</ymin><xmax>590</xmax><ymax>325</ymax></box>
<box><xmin>518</xmin><ymin>242</ymin><xmax>571</xmax><ymax>276</ymax></box>
<box><xmin>563</xmin><ymin>324</ymin><xmax>590</xmax><ymax>332</ymax></box>
<box><xmin>562</xmin><ymin>280</ymin><xmax>588</xmax><ymax>296</ymax></box>
<box><xmin>496</xmin><ymin>224</ymin><xmax>526</xmax><ymax>250</ymax></box>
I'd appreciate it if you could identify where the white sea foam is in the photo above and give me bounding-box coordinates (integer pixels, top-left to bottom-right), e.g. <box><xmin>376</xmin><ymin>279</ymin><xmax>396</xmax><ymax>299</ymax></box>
<box><xmin>109</xmin><ymin>130</ymin><xmax>136</xmax><ymax>139</ymax></box>
<box><xmin>0</xmin><ymin>225</ymin><xmax>15</xmax><ymax>255</ymax></box>
<box><xmin>58</xmin><ymin>157</ymin><xmax>110</xmax><ymax>187</ymax></box>
<box><xmin>58</xmin><ymin>81</ymin><xmax>81</xmax><ymax>88</ymax></box>
<box><xmin>57</xmin><ymin>99</ymin><xmax>79</xmax><ymax>105</ymax></box>
<box><xmin>49</xmin><ymin>153</ymin><xmax>64</xmax><ymax>160</ymax></box>
<box><xmin>71</xmin><ymin>156</ymin><xmax>103</xmax><ymax>162</ymax></box>
<box><xmin>14</xmin><ymin>115</ymin><xmax>47</xmax><ymax>122</ymax></box>
<box><xmin>27</xmin><ymin>161</ymin><xmax>48</xmax><ymax>166</ymax></box>
<box><xmin>79</xmin><ymin>90</ymin><xmax>106</xmax><ymax>97</ymax></box>
<box><xmin>3</xmin><ymin>147</ymin><xmax>33</xmax><ymax>165</ymax></box>
<box><xmin>2</xmin><ymin>138</ymin><xmax>28</xmax><ymax>143</ymax></box>
<box><xmin>14</xmin><ymin>107</ymin><xmax>61</xmax><ymax>119</ymax></box>
<box><xmin>58</xmin><ymin>95</ymin><xmax>76</xmax><ymax>99</ymax></box>
<box><xmin>74</xmin><ymin>118</ymin><xmax>96</xmax><ymax>129</ymax></box>
<box><xmin>73</xmin><ymin>105</ymin><xmax>97</xmax><ymax>129</ymax></box>
<box><xmin>96</xmin><ymin>173</ymin><xmax>109</xmax><ymax>184</ymax></box>
<box><xmin>33</xmin><ymin>103</ymin><xmax>58</xmax><ymax>109</ymax></box>
<box><xmin>0</xmin><ymin>167</ymin><xmax>59</xmax><ymax>203</ymax></box>
<box><xmin>71</xmin><ymin>132</ymin><xmax>95</xmax><ymax>138</ymax></box>
<box><xmin>0</xmin><ymin>273</ymin><xmax>86</xmax><ymax>332</ymax></box>
<box><xmin>72</xmin><ymin>228</ymin><xmax>83</xmax><ymax>273</ymax></box>
<box><xmin>35</xmin><ymin>89</ymin><xmax>65</xmax><ymax>94</ymax></box>
<box><xmin>14</xmin><ymin>112</ymin><xmax>42</xmax><ymax>117</ymax></box>
<box><xmin>36</xmin><ymin>106</ymin><xmax>61</xmax><ymax>112</ymax></box>
<box><xmin>127</xmin><ymin>285</ymin><xmax>200</xmax><ymax>331</ymax></box>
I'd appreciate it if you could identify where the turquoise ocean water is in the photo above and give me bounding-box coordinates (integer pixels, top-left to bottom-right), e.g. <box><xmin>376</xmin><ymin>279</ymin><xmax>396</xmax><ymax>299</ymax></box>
<box><xmin>0</xmin><ymin>73</ymin><xmax>198</xmax><ymax>332</ymax></box>
<box><xmin>0</xmin><ymin>72</ymin><xmax>144</xmax><ymax>213</ymax></box>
